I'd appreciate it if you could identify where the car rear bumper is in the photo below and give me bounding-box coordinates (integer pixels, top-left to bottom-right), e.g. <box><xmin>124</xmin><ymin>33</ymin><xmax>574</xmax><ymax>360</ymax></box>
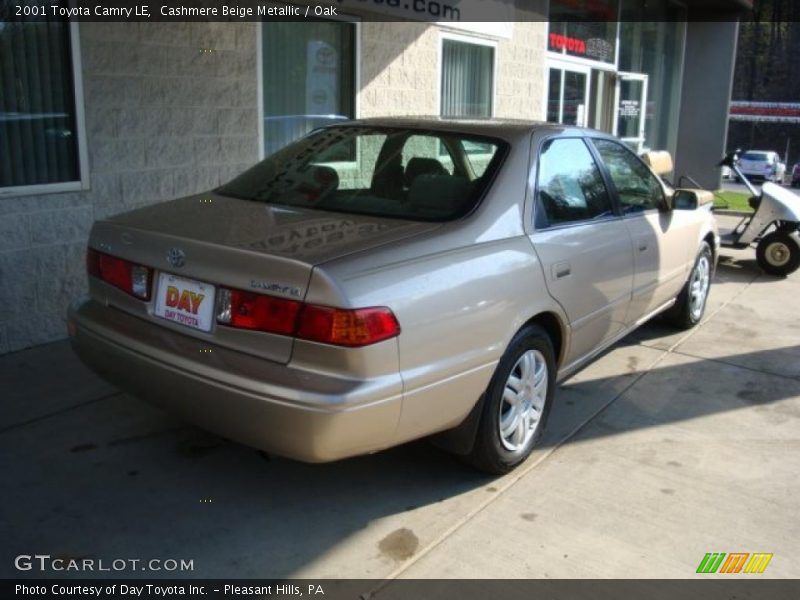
<box><xmin>67</xmin><ymin>300</ymin><xmax>403</xmax><ymax>462</ymax></box>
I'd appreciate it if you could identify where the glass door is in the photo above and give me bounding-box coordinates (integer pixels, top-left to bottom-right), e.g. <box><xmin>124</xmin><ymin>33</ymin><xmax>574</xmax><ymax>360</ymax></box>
<box><xmin>547</xmin><ymin>63</ymin><xmax>590</xmax><ymax>127</ymax></box>
<box><xmin>614</xmin><ymin>72</ymin><xmax>648</xmax><ymax>152</ymax></box>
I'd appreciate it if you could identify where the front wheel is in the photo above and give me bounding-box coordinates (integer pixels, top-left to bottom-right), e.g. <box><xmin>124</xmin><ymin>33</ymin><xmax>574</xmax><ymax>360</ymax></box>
<box><xmin>756</xmin><ymin>231</ymin><xmax>800</xmax><ymax>276</ymax></box>
<box><xmin>467</xmin><ymin>325</ymin><xmax>556</xmax><ymax>475</ymax></box>
<box><xmin>666</xmin><ymin>242</ymin><xmax>713</xmax><ymax>330</ymax></box>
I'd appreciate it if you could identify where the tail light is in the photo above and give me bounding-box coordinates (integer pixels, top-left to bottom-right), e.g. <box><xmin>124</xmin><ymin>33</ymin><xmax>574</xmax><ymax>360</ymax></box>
<box><xmin>296</xmin><ymin>305</ymin><xmax>400</xmax><ymax>347</ymax></box>
<box><xmin>87</xmin><ymin>248</ymin><xmax>153</xmax><ymax>300</ymax></box>
<box><xmin>216</xmin><ymin>288</ymin><xmax>301</xmax><ymax>336</ymax></box>
<box><xmin>216</xmin><ymin>286</ymin><xmax>400</xmax><ymax>347</ymax></box>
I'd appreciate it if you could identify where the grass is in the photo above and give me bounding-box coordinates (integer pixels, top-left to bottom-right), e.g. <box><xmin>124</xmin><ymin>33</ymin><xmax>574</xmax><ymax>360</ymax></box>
<box><xmin>712</xmin><ymin>190</ymin><xmax>753</xmax><ymax>212</ymax></box>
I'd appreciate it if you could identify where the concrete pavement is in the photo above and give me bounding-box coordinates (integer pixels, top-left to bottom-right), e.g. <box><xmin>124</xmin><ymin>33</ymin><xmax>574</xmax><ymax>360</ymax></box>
<box><xmin>1</xmin><ymin>229</ymin><xmax>798</xmax><ymax>580</ymax></box>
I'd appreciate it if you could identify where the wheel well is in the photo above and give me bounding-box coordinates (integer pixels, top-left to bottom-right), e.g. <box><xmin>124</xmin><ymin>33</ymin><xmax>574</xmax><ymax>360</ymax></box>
<box><xmin>522</xmin><ymin>312</ymin><xmax>564</xmax><ymax>368</ymax></box>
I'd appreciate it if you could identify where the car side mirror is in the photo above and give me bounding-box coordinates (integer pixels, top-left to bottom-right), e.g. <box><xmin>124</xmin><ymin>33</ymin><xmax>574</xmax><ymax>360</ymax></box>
<box><xmin>673</xmin><ymin>189</ymin><xmax>713</xmax><ymax>210</ymax></box>
<box><xmin>673</xmin><ymin>190</ymin><xmax>697</xmax><ymax>210</ymax></box>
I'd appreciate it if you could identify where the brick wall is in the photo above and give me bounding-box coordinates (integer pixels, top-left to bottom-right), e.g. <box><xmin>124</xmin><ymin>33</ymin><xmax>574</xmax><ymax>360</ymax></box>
<box><xmin>0</xmin><ymin>22</ymin><xmax>259</xmax><ymax>354</ymax></box>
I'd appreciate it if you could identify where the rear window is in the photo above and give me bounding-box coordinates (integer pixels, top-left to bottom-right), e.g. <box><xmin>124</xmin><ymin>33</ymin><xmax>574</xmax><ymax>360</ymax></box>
<box><xmin>741</xmin><ymin>152</ymin><xmax>769</xmax><ymax>161</ymax></box>
<box><xmin>216</xmin><ymin>126</ymin><xmax>507</xmax><ymax>222</ymax></box>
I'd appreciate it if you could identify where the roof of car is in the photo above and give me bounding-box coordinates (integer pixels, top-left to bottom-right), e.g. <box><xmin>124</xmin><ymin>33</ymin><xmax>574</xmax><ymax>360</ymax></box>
<box><xmin>340</xmin><ymin>116</ymin><xmax>595</xmax><ymax>141</ymax></box>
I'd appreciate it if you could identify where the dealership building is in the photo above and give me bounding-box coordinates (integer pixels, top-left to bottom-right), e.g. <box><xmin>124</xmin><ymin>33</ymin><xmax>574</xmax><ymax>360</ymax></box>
<box><xmin>0</xmin><ymin>0</ymin><xmax>751</xmax><ymax>354</ymax></box>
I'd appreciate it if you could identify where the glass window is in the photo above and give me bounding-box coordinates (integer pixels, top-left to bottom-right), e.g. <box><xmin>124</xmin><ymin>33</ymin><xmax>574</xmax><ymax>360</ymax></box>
<box><xmin>616</xmin><ymin>76</ymin><xmax>645</xmax><ymax>141</ymax></box>
<box><xmin>405</xmin><ymin>135</ymin><xmax>455</xmax><ymax>175</ymax></box>
<box><xmin>592</xmin><ymin>139</ymin><xmax>664</xmax><ymax>213</ymax></box>
<box><xmin>313</xmin><ymin>132</ymin><xmax>387</xmax><ymax>191</ymax></box>
<box><xmin>0</xmin><ymin>20</ymin><xmax>82</xmax><ymax>190</ymax></box>
<box><xmin>536</xmin><ymin>138</ymin><xmax>613</xmax><ymax>227</ymax></box>
<box><xmin>217</xmin><ymin>126</ymin><xmax>507</xmax><ymax>222</ymax></box>
<box><xmin>547</xmin><ymin>68</ymin><xmax>588</xmax><ymax>127</ymax></box>
<box><xmin>562</xmin><ymin>71</ymin><xmax>587</xmax><ymax>126</ymax></box>
<box><xmin>547</xmin><ymin>69</ymin><xmax>561</xmax><ymax>123</ymax></box>
<box><xmin>741</xmin><ymin>152</ymin><xmax>769</xmax><ymax>161</ymax></box>
<box><xmin>441</xmin><ymin>39</ymin><xmax>494</xmax><ymax>117</ymax></box>
<box><xmin>262</xmin><ymin>21</ymin><xmax>355</xmax><ymax>157</ymax></box>
<box><xmin>618</xmin><ymin>1</ymin><xmax>687</xmax><ymax>154</ymax></box>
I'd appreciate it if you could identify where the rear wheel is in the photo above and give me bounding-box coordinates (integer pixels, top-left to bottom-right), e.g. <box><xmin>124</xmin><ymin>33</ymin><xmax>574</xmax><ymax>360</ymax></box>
<box><xmin>666</xmin><ymin>242</ymin><xmax>712</xmax><ymax>329</ymax></box>
<box><xmin>467</xmin><ymin>325</ymin><xmax>555</xmax><ymax>475</ymax></box>
<box><xmin>756</xmin><ymin>231</ymin><xmax>800</xmax><ymax>276</ymax></box>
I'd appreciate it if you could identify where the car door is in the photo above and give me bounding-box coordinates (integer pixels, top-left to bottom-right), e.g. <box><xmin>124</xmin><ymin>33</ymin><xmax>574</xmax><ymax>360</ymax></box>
<box><xmin>590</xmin><ymin>138</ymin><xmax>696</xmax><ymax>323</ymax></box>
<box><xmin>528</xmin><ymin>136</ymin><xmax>634</xmax><ymax>366</ymax></box>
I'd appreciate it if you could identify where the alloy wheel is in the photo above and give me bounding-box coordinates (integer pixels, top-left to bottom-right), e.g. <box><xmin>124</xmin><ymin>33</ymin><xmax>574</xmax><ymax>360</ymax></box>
<box><xmin>689</xmin><ymin>255</ymin><xmax>710</xmax><ymax>320</ymax></box>
<box><xmin>498</xmin><ymin>349</ymin><xmax>548</xmax><ymax>452</ymax></box>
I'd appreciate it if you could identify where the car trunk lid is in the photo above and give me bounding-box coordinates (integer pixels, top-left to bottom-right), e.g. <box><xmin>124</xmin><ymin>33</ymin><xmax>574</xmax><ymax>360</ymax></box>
<box><xmin>88</xmin><ymin>192</ymin><xmax>439</xmax><ymax>363</ymax></box>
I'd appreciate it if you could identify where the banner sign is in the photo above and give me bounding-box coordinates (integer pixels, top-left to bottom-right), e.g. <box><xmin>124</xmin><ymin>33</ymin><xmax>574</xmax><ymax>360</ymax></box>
<box><xmin>729</xmin><ymin>101</ymin><xmax>800</xmax><ymax>124</ymax></box>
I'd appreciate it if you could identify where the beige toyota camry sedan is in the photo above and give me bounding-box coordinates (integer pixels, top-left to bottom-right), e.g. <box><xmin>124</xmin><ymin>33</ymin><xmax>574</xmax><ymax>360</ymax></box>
<box><xmin>69</xmin><ymin>118</ymin><xmax>719</xmax><ymax>474</ymax></box>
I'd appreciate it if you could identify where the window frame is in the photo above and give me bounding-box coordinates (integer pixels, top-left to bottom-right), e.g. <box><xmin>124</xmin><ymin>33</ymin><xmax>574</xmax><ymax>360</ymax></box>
<box><xmin>0</xmin><ymin>21</ymin><xmax>90</xmax><ymax>199</ymax></box>
<box><xmin>532</xmin><ymin>134</ymin><xmax>622</xmax><ymax>231</ymax></box>
<box><xmin>588</xmin><ymin>136</ymin><xmax>668</xmax><ymax>216</ymax></box>
<box><xmin>256</xmin><ymin>15</ymin><xmax>361</xmax><ymax>163</ymax></box>
<box><xmin>438</xmin><ymin>31</ymin><xmax>498</xmax><ymax>119</ymax></box>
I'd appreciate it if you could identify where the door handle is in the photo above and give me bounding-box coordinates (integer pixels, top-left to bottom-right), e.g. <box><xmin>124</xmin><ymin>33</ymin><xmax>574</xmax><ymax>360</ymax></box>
<box><xmin>637</xmin><ymin>237</ymin><xmax>649</xmax><ymax>252</ymax></box>
<box><xmin>552</xmin><ymin>261</ymin><xmax>571</xmax><ymax>279</ymax></box>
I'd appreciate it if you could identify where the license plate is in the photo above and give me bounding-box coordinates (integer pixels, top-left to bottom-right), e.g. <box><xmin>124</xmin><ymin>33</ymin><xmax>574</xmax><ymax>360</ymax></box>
<box><xmin>154</xmin><ymin>273</ymin><xmax>216</xmax><ymax>332</ymax></box>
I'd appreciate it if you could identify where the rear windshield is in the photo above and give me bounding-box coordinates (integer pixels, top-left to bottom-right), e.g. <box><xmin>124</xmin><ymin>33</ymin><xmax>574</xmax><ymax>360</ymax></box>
<box><xmin>741</xmin><ymin>152</ymin><xmax>769</xmax><ymax>161</ymax></box>
<box><xmin>216</xmin><ymin>126</ymin><xmax>507</xmax><ymax>222</ymax></box>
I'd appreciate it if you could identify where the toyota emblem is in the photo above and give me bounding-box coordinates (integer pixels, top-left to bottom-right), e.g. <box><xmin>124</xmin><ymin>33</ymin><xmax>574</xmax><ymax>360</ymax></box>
<box><xmin>166</xmin><ymin>247</ymin><xmax>186</xmax><ymax>268</ymax></box>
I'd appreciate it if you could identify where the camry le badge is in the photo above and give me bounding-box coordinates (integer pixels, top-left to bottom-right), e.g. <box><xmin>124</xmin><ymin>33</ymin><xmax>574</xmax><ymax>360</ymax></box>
<box><xmin>166</xmin><ymin>247</ymin><xmax>186</xmax><ymax>268</ymax></box>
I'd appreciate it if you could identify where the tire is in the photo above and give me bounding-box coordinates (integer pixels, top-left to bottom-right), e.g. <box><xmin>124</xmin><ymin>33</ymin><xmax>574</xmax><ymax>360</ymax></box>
<box><xmin>756</xmin><ymin>231</ymin><xmax>800</xmax><ymax>276</ymax></box>
<box><xmin>666</xmin><ymin>242</ymin><xmax>713</xmax><ymax>330</ymax></box>
<box><xmin>467</xmin><ymin>325</ymin><xmax>556</xmax><ymax>475</ymax></box>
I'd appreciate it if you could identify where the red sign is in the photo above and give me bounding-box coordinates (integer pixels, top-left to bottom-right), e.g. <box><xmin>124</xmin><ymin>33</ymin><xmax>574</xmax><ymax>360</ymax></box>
<box><xmin>549</xmin><ymin>33</ymin><xmax>587</xmax><ymax>55</ymax></box>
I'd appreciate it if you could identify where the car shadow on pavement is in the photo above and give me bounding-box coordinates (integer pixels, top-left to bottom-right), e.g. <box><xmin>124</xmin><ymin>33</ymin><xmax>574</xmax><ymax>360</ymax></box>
<box><xmin>2</xmin><ymin>339</ymin><xmax>798</xmax><ymax>579</ymax></box>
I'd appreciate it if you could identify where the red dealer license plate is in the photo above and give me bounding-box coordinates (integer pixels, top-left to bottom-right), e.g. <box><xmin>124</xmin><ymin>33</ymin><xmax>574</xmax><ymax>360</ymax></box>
<box><xmin>154</xmin><ymin>273</ymin><xmax>216</xmax><ymax>332</ymax></box>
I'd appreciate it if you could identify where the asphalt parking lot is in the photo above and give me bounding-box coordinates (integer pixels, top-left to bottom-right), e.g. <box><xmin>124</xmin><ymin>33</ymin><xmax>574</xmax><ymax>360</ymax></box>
<box><xmin>2</xmin><ymin>217</ymin><xmax>798</xmax><ymax>580</ymax></box>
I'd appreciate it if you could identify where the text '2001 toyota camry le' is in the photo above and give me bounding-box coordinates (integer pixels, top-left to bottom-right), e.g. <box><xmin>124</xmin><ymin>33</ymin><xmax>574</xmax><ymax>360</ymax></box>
<box><xmin>68</xmin><ymin>118</ymin><xmax>719</xmax><ymax>474</ymax></box>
